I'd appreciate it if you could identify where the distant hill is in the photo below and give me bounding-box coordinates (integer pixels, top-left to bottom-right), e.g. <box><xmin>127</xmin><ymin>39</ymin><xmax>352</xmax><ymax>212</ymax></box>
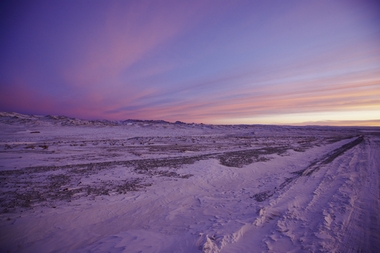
<box><xmin>0</xmin><ymin>111</ymin><xmax>195</xmax><ymax>127</ymax></box>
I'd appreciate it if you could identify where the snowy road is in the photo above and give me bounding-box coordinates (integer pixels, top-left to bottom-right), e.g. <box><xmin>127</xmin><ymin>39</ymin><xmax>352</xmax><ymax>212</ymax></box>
<box><xmin>0</xmin><ymin>113</ymin><xmax>379</xmax><ymax>253</ymax></box>
<box><xmin>222</xmin><ymin>135</ymin><xmax>380</xmax><ymax>253</ymax></box>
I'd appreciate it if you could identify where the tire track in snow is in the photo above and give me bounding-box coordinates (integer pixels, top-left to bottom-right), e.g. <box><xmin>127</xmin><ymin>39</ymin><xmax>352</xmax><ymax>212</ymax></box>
<box><xmin>221</xmin><ymin>135</ymin><xmax>376</xmax><ymax>252</ymax></box>
<box><xmin>251</xmin><ymin>136</ymin><xmax>364</xmax><ymax>203</ymax></box>
<box><xmin>264</xmin><ymin>136</ymin><xmax>378</xmax><ymax>252</ymax></box>
<box><xmin>336</xmin><ymin>137</ymin><xmax>380</xmax><ymax>253</ymax></box>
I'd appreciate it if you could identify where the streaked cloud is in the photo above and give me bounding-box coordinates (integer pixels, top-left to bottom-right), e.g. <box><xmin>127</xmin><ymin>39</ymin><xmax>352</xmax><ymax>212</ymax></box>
<box><xmin>1</xmin><ymin>0</ymin><xmax>379</xmax><ymax>125</ymax></box>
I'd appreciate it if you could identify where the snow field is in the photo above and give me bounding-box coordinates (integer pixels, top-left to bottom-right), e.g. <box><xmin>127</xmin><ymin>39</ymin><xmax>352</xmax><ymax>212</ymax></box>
<box><xmin>0</xmin><ymin>113</ymin><xmax>379</xmax><ymax>252</ymax></box>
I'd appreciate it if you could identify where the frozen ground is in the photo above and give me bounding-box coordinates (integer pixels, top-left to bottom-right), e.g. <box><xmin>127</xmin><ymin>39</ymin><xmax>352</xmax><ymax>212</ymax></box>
<box><xmin>0</xmin><ymin>112</ymin><xmax>379</xmax><ymax>253</ymax></box>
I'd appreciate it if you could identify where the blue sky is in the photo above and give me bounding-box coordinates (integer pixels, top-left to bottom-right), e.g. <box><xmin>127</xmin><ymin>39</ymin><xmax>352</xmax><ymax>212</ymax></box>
<box><xmin>1</xmin><ymin>0</ymin><xmax>379</xmax><ymax>125</ymax></box>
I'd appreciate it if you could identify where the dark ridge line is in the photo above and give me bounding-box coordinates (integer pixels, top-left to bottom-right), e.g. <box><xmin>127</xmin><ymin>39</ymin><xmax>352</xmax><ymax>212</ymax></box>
<box><xmin>0</xmin><ymin>145</ymin><xmax>289</xmax><ymax>176</ymax></box>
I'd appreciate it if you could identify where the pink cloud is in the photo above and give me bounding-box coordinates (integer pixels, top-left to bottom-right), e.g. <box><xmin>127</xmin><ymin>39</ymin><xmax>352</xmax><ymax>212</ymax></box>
<box><xmin>0</xmin><ymin>82</ymin><xmax>55</xmax><ymax>115</ymax></box>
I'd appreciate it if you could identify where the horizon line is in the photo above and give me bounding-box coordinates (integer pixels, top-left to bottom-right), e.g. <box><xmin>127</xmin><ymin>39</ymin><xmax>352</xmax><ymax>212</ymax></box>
<box><xmin>1</xmin><ymin>111</ymin><xmax>379</xmax><ymax>128</ymax></box>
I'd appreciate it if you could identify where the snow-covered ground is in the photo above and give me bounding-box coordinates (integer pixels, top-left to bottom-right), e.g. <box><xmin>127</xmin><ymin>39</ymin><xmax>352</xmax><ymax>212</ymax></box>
<box><xmin>0</xmin><ymin>112</ymin><xmax>379</xmax><ymax>253</ymax></box>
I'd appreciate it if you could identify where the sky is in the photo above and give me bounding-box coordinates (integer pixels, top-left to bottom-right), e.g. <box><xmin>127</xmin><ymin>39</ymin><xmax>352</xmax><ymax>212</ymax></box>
<box><xmin>0</xmin><ymin>0</ymin><xmax>379</xmax><ymax>126</ymax></box>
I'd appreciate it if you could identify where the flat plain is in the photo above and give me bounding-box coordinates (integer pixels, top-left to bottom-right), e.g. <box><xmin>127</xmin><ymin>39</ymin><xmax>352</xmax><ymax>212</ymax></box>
<box><xmin>1</xmin><ymin>112</ymin><xmax>379</xmax><ymax>253</ymax></box>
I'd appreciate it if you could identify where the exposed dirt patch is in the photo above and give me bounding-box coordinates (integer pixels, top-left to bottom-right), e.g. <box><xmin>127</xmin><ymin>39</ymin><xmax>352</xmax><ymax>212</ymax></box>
<box><xmin>0</xmin><ymin>133</ymin><xmax>357</xmax><ymax>213</ymax></box>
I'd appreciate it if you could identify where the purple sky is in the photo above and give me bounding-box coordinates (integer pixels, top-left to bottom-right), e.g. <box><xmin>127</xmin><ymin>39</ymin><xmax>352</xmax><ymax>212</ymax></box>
<box><xmin>1</xmin><ymin>0</ymin><xmax>379</xmax><ymax>125</ymax></box>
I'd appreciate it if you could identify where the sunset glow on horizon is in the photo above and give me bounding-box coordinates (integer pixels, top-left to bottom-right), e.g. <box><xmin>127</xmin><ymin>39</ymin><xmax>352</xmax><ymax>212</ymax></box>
<box><xmin>1</xmin><ymin>0</ymin><xmax>379</xmax><ymax>126</ymax></box>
